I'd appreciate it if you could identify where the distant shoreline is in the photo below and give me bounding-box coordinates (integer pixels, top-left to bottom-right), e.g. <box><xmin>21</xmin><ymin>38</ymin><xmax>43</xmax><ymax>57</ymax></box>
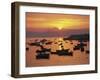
<box><xmin>26</xmin><ymin>33</ymin><xmax>89</xmax><ymax>41</ymax></box>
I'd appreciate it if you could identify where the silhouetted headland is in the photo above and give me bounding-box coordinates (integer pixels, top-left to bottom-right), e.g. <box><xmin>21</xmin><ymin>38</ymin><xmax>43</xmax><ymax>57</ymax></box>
<box><xmin>63</xmin><ymin>34</ymin><xmax>89</xmax><ymax>41</ymax></box>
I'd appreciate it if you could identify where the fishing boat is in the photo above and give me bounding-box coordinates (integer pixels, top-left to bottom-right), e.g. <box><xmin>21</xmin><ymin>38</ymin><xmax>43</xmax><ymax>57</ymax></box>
<box><xmin>36</xmin><ymin>48</ymin><xmax>51</xmax><ymax>59</ymax></box>
<box><xmin>56</xmin><ymin>49</ymin><xmax>73</xmax><ymax>56</ymax></box>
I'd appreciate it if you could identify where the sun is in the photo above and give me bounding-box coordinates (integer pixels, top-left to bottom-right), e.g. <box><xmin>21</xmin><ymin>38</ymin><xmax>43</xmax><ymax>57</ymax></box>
<box><xmin>58</xmin><ymin>27</ymin><xmax>62</xmax><ymax>30</ymax></box>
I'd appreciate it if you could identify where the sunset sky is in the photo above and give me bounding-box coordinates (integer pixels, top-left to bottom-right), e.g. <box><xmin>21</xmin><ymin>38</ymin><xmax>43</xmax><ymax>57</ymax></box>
<box><xmin>26</xmin><ymin>12</ymin><xmax>89</xmax><ymax>37</ymax></box>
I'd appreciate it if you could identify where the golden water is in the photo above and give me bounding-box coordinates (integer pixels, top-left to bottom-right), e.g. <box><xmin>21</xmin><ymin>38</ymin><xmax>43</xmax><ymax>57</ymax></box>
<box><xmin>26</xmin><ymin>37</ymin><xmax>89</xmax><ymax>67</ymax></box>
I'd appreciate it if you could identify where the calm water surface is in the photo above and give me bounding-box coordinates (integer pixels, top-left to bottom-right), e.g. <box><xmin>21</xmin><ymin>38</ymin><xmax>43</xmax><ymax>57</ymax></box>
<box><xmin>26</xmin><ymin>37</ymin><xmax>89</xmax><ymax>67</ymax></box>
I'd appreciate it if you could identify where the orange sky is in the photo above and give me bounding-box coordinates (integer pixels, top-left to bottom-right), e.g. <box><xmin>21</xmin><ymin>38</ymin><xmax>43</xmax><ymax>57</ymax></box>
<box><xmin>26</xmin><ymin>12</ymin><xmax>89</xmax><ymax>31</ymax></box>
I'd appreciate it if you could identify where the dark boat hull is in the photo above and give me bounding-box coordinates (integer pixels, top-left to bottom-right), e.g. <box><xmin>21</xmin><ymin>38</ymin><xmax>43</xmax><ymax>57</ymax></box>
<box><xmin>56</xmin><ymin>50</ymin><xmax>73</xmax><ymax>56</ymax></box>
<box><xmin>36</xmin><ymin>54</ymin><xmax>49</xmax><ymax>59</ymax></box>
